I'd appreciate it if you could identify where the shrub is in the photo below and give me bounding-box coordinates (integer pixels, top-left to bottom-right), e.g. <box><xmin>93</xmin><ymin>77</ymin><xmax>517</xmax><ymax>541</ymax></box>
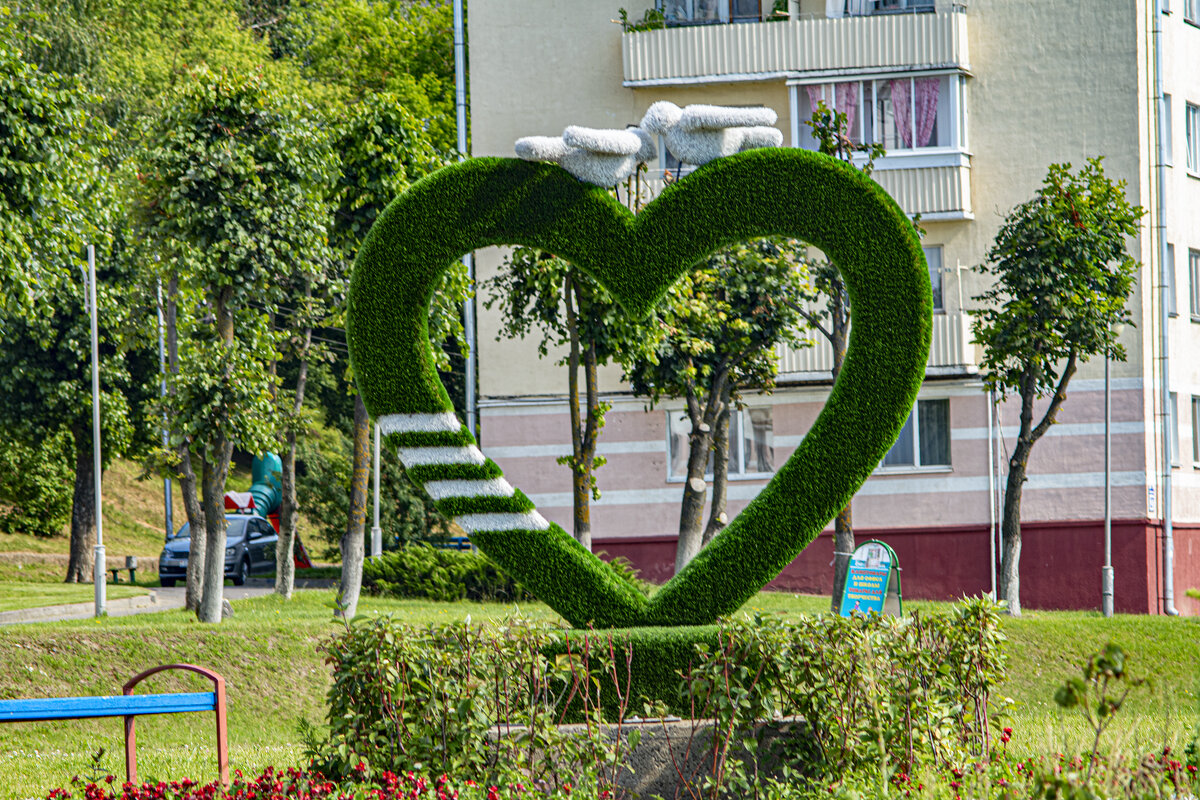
<box><xmin>310</xmin><ymin>598</ymin><xmax>1005</xmax><ymax>789</ymax></box>
<box><xmin>0</xmin><ymin>432</ymin><xmax>73</xmax><ymax>537</ymax></box>
<box><xmin>361</xmin><ymin>543</ymin><xmax>533</xmax><ymax>603</ymax></box>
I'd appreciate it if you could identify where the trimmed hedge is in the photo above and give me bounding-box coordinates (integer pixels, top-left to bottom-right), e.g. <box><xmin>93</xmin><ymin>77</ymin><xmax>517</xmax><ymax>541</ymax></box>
<box><xmin>361</xmin><ymin>543</ymin><xmax>533</xmax><ymax>602</ymax></box>
<box><xmin>347</xmin><ymin>148</ymin><xmax>930</xmax><ymax>628</ymax></box>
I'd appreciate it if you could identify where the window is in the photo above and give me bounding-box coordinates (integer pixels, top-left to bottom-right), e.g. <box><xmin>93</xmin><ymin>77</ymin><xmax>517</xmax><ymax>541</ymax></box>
<box><xmin>1187</xmin><ymin>0</ymin><xmax>1199</xmax><ymax>24</ymax></box>
<box><xmin>881</xmin><ymin>399</ymin><xmax>950</xmax><ymax>468</ymax></box>
<box><xmin>836</xmin><ymin>0</ymin><xmax>933</xmax><ymax>15</ymax></box>
<box><xmin>923</xmin><ymin>245</ymin><xmax>944</xmax><ymax>312</ymax></box>
<box><xmin>1167</xmin><ymin>243</ymin><xmax>1177</xmax><ymax>317</ymax></box>
<box><xmin>1187</xmin><ymin>103</ymin><xmax>1200</xmax><ymax>172</ymax></box>
<box><xmin>659</xmin><ymin>0</ymin><xmax>765</xmax><ymax>24</ymax></box>
<box><xmin>1171</xmin><ymin>393</ymin><xmax>1181</xmax><ymax>467</ymax></box>
<box><xmin>1193</xmin><ymin>397</ymin><xmax>1200</xmax><ymax>465</ymax></box>
<box><xmin>1163</xmin><ymin>94</ymin><xmax>1173</xmax><ymax>166</ymax></box>
<box><xmin>1190</xmin><ymin>249</ymin><xmax>1200</xmax><ymax>320</ymax></box>
<box><xmin>667</xmin><ymin>407</ymin><xmax>775</xmax><ymax>479</ymax></box>
<box><xmin>798</xmin><ymin>76</ymin><xmax>958</xmax><ymax>152</ymax></box>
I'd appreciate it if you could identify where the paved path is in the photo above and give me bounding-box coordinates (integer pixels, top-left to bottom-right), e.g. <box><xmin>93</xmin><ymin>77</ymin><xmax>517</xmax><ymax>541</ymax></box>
<box><xmin>0</xmin><ymin>578</ymin><xmax>335</xmax><ymax>625</ymax></box>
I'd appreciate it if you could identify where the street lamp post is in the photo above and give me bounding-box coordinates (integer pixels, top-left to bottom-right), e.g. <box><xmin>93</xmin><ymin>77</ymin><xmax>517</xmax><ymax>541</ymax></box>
<box><xmin>85</xmin><ymin>245</ymin><xmax>106</xmax><ymax>617</ymax></box>
<box><xmin>1102</xmin><ymin>323</ymin><xmax>1124</xmax><ymax>618</ymax></box>
<box><xmin>371</xmin><ymin>423</ymin><xmax>382</xmax><ymax>559</ymax></box>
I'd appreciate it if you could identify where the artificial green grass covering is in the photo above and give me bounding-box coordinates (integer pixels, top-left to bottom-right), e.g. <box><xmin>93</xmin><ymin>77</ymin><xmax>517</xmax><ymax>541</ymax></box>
<box><xmin>544</xmin><ymin>625</ymin><xmax>721</xmax><ymax>720</ymax></box>
<box><xmin>348</xmin><ymin>148</ymin><xmax>930</xmax><ymax>628</ymax></box>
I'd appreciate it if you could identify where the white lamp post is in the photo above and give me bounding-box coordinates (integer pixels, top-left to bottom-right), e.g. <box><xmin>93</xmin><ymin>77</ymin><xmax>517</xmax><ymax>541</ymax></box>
<box><xmin>1102</xmin><ymin>322</ymin><xmax>1125</xmax><ymax>618</ymax></box>
<box><xmin>370</xmin><ymin>422</ymin><xmax>382</xmax><ymax>559</ymax></box>
<box><xmin>83</xmin><ymin>245</ymin><xmax>106</xmax><ymax>617</ymax></box>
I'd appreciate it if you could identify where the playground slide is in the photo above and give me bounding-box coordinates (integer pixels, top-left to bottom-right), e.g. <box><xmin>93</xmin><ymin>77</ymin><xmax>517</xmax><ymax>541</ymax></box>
<box><xmin>224</xmin><ymin>452</ymin><xmax>312</xmax><ymax>569</ymax></box>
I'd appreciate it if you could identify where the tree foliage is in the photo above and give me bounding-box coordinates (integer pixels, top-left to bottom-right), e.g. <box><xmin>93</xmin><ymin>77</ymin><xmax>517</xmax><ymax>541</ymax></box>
<box><xmin>623</xmin><ymin>237</ymin><xmax>810</xmax><ymax>571</ymax></box>
<box><xmin>972</xmin><ymin>157</ymin><xmax>1142</xmax><ymax>616</ymax></box>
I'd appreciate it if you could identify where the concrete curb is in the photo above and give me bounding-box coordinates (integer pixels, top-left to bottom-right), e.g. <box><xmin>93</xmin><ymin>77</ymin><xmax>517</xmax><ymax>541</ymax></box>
<box><xmin>0</xmin><ymin>592</ymin><xmax>160</xmax><ymax>625</ymax></box>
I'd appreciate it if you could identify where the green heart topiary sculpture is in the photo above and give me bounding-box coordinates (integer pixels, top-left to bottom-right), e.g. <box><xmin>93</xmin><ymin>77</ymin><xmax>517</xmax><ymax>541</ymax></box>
<box><xmin>347</xmin><ymin>147</ymin><xmax>931</xmax><ymax>629</ymax></box>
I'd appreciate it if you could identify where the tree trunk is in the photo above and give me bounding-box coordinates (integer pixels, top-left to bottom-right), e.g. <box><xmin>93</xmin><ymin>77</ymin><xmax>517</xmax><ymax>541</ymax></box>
<box><xmin>702</xmin><ymin>388</ymin><xmax>732</xmax><ymax>547</ymax></box>
<box><xmin>165</xmin><ymin>274</ymin><xmax>206</xmax><ymax>611</ymax></box>
<box><xmin>276</xmin><ymin>322</ymin><xmax>311</xmax><ymax>600</ymax></box>
<box><xmin>996</xmin><ymin>353</ymin><xmax>1076</xmax><ymax>618</ymax></box>
<box><xmin>179</xmin><ymin>444</ymin><xmax>206</xmax><ymax>611</ymax></box>
<box><xmin>564</xmin><ymin>275</ymin><xmax>592</xmax><ymax>550</ymax></box>
<box><xmin>676</xmin><ymin>419</ymin><xmax>712</xmax><ymax>572</ymax></box>
<box><xmin>827</xmin><ymin>304</ymin><xmax>855</xmax><ymax>612</ymax></box>
<box><xmin>338</xmin><ymin>392</ymin><xmax>370</xmax><ymax>619</ymax></box>
<box><xmin>998</xmin><ymin>454</ymin><xmax>1027</xmax><ymax>617</ymax></box>
<box><xmin>65</xmin><ymin>423</ymin><xmax>97</xmax><ymax>583</ymax></box>
<box><xmin>197</xmin><ymin>287</ymin><xmax>235</xmax><ymax>624</ymax></box>
<box><xmin>196</xmin><ymin>438</ymin><xmax>233</xmax><ymax>623</ymax></box>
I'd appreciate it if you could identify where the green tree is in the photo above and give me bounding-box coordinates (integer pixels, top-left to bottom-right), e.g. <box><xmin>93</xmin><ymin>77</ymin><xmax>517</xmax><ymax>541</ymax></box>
<box><xmin>972</xmin><ymin>158</ymin><xmax>1142</xmax><ymax>616</ymax></box>
<box><xmin>0</xmin><ymin>17</ymin><xmax>157</xmax><ymax>580</ymax></box>
<box><xmin>137</xmin><ymin>66</ymin><xmax>335</xmax><ymax>623</ymax></box>
<box><xmin>485</xmin><ymin>250</ymin><xmax>651</xmax><ymax>551</ymax></box>
<box><xmin>325</xmin><ymin>91</ymin><xmax>460</xmax><ymax>617</ymax></box>
<box><xmin>290</xmin><ymin>0</ymin><xmax>457</xmax><ymax>152</ymax></box>
<box><xmin>623</xmin><ymin>238</ymin><xmax>810</xmax><ymax>572</ymax></box>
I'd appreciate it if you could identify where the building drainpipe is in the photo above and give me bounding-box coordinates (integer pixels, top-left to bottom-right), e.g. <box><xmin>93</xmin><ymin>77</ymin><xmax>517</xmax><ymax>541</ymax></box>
<box><xmin>986</xmin><ymin>387</ymin><xmax>996</xmax><ymax>599</ymax></box>
<box><xmin>1152</xmin><ymin>0</ymin><xmax>1178</xmax><ymax>615</ymax></box>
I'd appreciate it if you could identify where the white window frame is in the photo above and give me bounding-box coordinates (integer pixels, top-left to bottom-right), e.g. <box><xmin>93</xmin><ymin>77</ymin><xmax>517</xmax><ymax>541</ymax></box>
<box><xmin>1190</xmin><ymin>248</ymin><xmax>1200</xmax><ymax>321</ymax></box>
<box><xmin>923</xmin><ymin>245</ymin><xmax>944</xmax><ymax>312</ymax></box>
<box><xmin>1187</xmin><ymin>102</ymin><xmax>1200</xmax><ymax>174</ymax></box>
<box><xmin>1171</xmin><ymin>392</ymin><xmax>1181</xmax><ymax>467</ymax></box>
<box><xmin>1192</xmin><ymin>396</ymin><xmax>1200</xmax><ymax>467</ymax></box>
<box><xmin>1186</xmin><ymin>0</ymin><xmax>1199</xmax><ymax>25</ymax></box>
<box><xmin>876</xmin><ymin>398</ymin><xmax>952</xmax><ymax>472</ymax></box>
<box><xmin>666</xmin><ymin>407</ymin><xmax>776</xmax><ymax>482</ymax></box>
<box><xmin>792</xmin><ymin>72</ymin><xmax>969</xmax><ymax>163</ymax></box>
<box><xmin>1163</xmin><ymin>94</ymin><xmax>1173</xmax><ymax>166</ymax></box>
<box><xmin>1167</xmin><ymin>243</ymin><xmax>1177</xmax><ymax>317</ymax></box>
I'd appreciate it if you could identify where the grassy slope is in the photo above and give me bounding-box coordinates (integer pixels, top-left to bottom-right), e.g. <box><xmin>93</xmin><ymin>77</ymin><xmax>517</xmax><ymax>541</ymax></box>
<box><xmin>0</xmin><ymin>590</ymin><xmax>1196</xmax><ymax>797</ymax></box>
<box><xmin>0</xmin><ymin>582</ymin><xmax>147</xmax><ymax>612</ymax></box>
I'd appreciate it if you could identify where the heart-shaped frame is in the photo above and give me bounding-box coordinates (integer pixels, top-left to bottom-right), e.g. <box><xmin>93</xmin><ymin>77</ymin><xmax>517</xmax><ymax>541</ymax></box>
<box><xmin>347</xmin><ymin>148</ymin><xmax>930</xmax><ymax>628</ymax></box>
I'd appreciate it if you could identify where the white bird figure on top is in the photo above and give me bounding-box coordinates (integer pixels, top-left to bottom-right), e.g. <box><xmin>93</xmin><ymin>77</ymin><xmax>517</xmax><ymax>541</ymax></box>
<box><xmin>514</xmin><ymin>124</ymin><xmax>657</xmax><ymax>186</ymax></box>
<box><xmin>640</xmin><ymin>101</ymin><xmax>783</xmax><ymax>167</ymax></box>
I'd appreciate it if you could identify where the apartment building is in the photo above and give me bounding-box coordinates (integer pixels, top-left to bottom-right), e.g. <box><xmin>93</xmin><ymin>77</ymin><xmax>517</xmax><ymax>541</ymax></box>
<box><xmin>465</xmin><ymin>0</ymin><xmax>1200</xmax><ymax>613</ymax></box>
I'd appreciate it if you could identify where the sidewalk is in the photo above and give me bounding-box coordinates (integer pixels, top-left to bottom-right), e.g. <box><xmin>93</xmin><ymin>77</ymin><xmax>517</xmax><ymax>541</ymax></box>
<box><xmin>0</xmin><ymin>578</ymin><xmax>335</xmax><ymax>625</ymax></box>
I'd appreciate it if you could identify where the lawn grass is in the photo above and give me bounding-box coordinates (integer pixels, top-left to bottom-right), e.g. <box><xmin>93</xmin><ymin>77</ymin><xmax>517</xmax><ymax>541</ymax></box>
<box><xmin>0</xmin><ymin>589</ymin><xmax>1196</xmax><ymax>798</ymax></box>
<box><xmin>0</xmin><ymin>581</ymin><xmax>148</xmax><ymax>612</ymax></box>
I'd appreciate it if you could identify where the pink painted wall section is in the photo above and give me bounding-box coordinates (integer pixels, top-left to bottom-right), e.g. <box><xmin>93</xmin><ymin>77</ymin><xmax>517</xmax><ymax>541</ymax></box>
<box><xmin>477</xmin><ymin>382</ymin><xmax>1154</xmax><ymax>540</ymax></box>
<box><xmin>594</xmin><ymin>520</ymin><xmax>1200</xmax><ymax>615</ymax></box>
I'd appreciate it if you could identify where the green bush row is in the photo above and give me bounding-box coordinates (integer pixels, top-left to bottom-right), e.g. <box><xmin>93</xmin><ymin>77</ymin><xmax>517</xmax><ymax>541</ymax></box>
<box><xmin>361</xmin><ymin>543</ymin><xmax>533</xmax><ymax>603</ymax></box>
<box><xmin>309</xmin><ymin>597</ymin><xmax>1005</xmax><ymax>788</ymax></box>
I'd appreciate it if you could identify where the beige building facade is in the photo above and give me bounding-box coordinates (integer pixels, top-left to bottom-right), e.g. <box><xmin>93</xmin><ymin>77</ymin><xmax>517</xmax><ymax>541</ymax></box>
<box><xmin>465</xmin><ymin>0</ymin><xmax>1200</xmax><ymax>612</ymax></box>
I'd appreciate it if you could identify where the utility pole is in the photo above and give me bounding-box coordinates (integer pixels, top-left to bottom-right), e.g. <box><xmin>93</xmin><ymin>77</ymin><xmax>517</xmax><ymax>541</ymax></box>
<box><xmin>86</xmin><ymin>245</ymin><xmax>106</xmax><ymax>617</ymax></box>
<box><xmin>454</xmin><ymin>0</ymin><xmax>476</xmax><ymax>439</ymax></box>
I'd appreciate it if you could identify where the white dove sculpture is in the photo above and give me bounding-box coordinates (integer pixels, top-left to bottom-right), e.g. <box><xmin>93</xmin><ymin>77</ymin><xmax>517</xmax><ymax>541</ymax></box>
<box><xmin>640</xmin><ymin>101</ymin><xmax>783</xmax><ymax>166</ymax></box>
<box><xmin>514</xmin><ymin>125</ymin><xmax>657</xmax><ymax>186</ymax></box>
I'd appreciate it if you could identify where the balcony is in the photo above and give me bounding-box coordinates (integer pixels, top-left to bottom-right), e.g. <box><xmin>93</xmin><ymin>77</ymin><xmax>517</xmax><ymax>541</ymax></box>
<box><xmin>621</xmin><ymin>8</ymin><xmax>968</xmax><ymax>86</ymax></box>
<box><xmin>776</xmin><ymin>311</ymin><xmax>977</xmax><ymax>378</ymax></box>
<box><xmin>634</xmin><ymin>151</ymin><xmax>972</xmax><ymax>219</ymax></box>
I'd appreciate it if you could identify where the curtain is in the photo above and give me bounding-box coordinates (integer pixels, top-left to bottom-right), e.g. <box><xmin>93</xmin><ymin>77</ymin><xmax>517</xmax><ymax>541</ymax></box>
<box><xmin>913</xmin><ymin>77</ymin><xmax>940</xmax><ymax>147</ymax></box>
<box><xmin>806</xmin><ymin>84</ymin><xmax>827</xmax><ymax>115</ymax></box>
<box><xmin>889</xmin><ymin>78</ymin><xmax>912</xmax><ymax>148</ymax></box>
<box><xmin>836</xmin><ymin>81</ymin><xmax>859</xmax><ymax>141</ymax></box>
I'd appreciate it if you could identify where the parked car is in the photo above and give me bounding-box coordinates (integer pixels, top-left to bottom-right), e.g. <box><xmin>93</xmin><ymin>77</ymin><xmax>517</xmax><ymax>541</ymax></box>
<box><xmin>158</xmin><ymin>514</ymin><xmax>278</xmax><ymax>587</ymax></box>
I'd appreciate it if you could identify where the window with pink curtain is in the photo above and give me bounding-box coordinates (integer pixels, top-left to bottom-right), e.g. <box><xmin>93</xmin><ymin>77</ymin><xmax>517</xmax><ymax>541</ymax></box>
<box><xmin>889</xmin><ymin>77</ymin><xmax>939</xmax><ymax>148</ymax></box>
<box><xmin>836</xmin><ymin>81</ymin><xmax>859</xmax><ymax>143</ymax></box>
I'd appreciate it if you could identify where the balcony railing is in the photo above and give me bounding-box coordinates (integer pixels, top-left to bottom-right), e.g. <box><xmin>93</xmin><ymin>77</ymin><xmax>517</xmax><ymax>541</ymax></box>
<box><xmin>776</xmin><ymin>312</ymin><xmax>977</xmax><ymax>377</ymax></box>
<box><xmin>634</xmin><ymin>155</ymin><xmax>972</xmax><ymax>219</ymax></box>
<box><xmin>622</xmin><ymin>8</ymin><xmax>967</xmax><ymax>85</ymax></box>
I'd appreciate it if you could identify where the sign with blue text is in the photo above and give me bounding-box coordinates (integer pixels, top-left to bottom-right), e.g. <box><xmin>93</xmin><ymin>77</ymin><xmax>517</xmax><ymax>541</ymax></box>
<box><xmin>838</xmin><ymin>539</ymin><xmax>902</xmax><ymax>617</ymax></box>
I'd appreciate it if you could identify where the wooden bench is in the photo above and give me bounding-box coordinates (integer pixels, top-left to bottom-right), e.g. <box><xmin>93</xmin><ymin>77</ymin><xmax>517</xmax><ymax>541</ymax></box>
<box><xmin>0</xmin><ymin>663</ymin><xmax>228</xmax><ymax>786</ymax></box>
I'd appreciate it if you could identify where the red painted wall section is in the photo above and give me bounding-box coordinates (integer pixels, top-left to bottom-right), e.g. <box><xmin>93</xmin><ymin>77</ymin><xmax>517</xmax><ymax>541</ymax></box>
<box><xmin>594</xmin><ymin>520</ymin><xmax>1200</xmax><ymax>615</ymax></box>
